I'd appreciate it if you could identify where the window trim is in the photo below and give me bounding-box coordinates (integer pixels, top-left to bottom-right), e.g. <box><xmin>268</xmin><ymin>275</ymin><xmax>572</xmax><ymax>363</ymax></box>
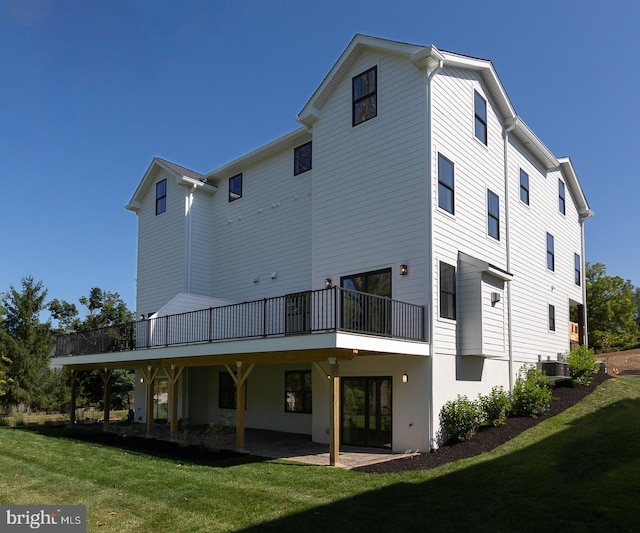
<box><xmin>487</xmin><ymin>190</ymin><xmax>500</xmax><ymax>240</ymax></box>
<box><xmin>519</xmin><ymin>169</ymin><xmax>530</xmax><ymax>205</ymax></box>
<box><xmin>547</xmin><ymin>233</ymin><xmax>555</xmax><ymax>271</ymax></box>
<box><xmin>439</xmin><ymin>261</ymin><xmax>456</xmax><ymax>320</ymax></box>
<box><xmin>229</xmin><ymin>173</ymin><xmax>242</xmax><ymax>202</ymax></box>
<box><xmin>284</xmin><ymin>370</ymin><xmax>312</xmax><ymax>414</ymax></box>
<box><xmin>155</xmin><ymin>179</ymin><xmax>167</xmax><ymax>215</ymax></box>
<box><xmin>437</xmin><ymin>153</ymin><xmax>455</xmax><ymax>215</ymax></box>
<box><xmin>558</xmin><ymin>179</ymin><xmax>566</xmax><ymax>215</ymax></box>
<box><xmin>352</xmin><ymin>66</ymin><xmax>377</xmax><ymax>126</ymax></box>
<box><xmin>293</xmin><ymin>142</ymin><xmax>312</xmax><ymax>175</ymax></box>
<box><xmin>474</xmin><ymin>90</ymin><xmax>487</xmax><ymax>145</ymax></box>
<box><xmin>548</xmin><ymin>304</ymin><xmax>556</xmax><ymax>332</ymax></box>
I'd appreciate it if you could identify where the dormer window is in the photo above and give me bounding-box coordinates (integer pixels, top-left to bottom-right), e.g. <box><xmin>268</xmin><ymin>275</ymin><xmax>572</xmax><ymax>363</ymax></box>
<box><xmin>294</xmin><ymin>142</ymin><xmax>312</xmax><ymax>175</ymax></box>
<box><xmin>229</xmin><ymin>174</ymin><xmax>242</xmax><ymax>202</ymax></box>
<box><xmin>155</xmin><ymin>179</ymin><xmax>167</xmax><ymax>215</ymax></box>
<box><xmin>352</xmin><ymin>66</ymin><xmax>377</xmax><ymax>126</ymax></box>
<box><xmin>474</xmin><ymin>90</ymin><xmax>487</xmax><ymax>144</ymax></box>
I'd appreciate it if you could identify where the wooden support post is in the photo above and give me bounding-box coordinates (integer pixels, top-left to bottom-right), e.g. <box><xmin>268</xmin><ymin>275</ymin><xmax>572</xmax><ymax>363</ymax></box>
<box><xmin>329</xmin><ymin>357</ymin><xmax>340</xmax><ymax>467</ymax></box>
<box><xmin>143</xmin><ymin>366</ymin><xmax>159</xmax><ymax>437</ymax></box>
<box><xmin>235</xmin><ymin>361</ymin><xmax>245</xmax><ymax>451</ymax></box>
<box><xmin>101</xmin><ymin>368</ymin><xmax>113</xmax><ymax>431</ymax></box>
<box><xmin>69</xmin><ymin>369</ymin><xmax>78</xmax><ymax>425</ymax></box>
<box><xmin>168</xmin><ymin>365</ymin><xmax>184</xmax><ymax>441</ymax></box>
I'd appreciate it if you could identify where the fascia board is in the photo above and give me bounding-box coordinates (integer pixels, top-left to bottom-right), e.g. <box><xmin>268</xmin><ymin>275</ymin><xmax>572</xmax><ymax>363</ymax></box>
<box><xmin>558</xmin><ymin>157</ymin><xmax>592</xmax><ymax>218</ymax></box>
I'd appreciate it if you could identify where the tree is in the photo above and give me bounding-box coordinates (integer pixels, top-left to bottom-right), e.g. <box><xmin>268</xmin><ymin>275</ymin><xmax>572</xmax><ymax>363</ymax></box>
<box><xmin>635</xmin><ymin>287</ymin><xmax>640</xmax><ymax>331</ymax></box>
<box><xmin>0</xmin><ymin>276</ymin><xmax>58</xmax><ymax>409</ymax></box>
<box><xmin>586</xmin><ymin>263</ymin><xmax>640</xmax><ymax>353</ymax></box>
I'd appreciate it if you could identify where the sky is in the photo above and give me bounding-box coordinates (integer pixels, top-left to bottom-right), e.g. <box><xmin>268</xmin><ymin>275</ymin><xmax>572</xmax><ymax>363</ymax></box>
<box><xmin>1</xmin><ymin>0</ymin><xmax>638</xmax><ymax>317</ymax></box>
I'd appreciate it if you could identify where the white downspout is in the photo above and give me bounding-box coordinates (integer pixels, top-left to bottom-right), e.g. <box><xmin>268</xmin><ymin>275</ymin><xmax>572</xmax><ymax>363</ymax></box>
<box><xmin>426</xmin><ymin>59</ymin><xmax>443</xmax><ymax>451</ymax></box>
<box><xmin>579</xmin><ymin>209</ymin><xmax>594</xmax><ymax>346</ymax></box>
<box><xmin>504</xmin><ymin>118</ymin><xmax>517</xmax><ymax>392</ymax></box>
<box><xmin>185</xmin><ymin>187</ymin><xmax>195</xmax><ymax>293</ymax></box>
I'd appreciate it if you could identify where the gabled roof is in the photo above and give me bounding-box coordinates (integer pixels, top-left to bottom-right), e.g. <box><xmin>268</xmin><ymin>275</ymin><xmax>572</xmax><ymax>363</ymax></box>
<box><xmin>125</xmin><ymin>157</ymin><xmax>217</xmax><ymax>213</ymax></box>
<box><xmin>296</xmin><ymin>34</ymin><xmax>590</xmax><ymax>217</ymax></box>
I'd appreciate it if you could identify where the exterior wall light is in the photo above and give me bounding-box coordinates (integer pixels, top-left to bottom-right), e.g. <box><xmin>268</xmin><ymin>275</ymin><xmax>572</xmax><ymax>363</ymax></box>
<box><xmin>325</xmin><ymin>278</ymin><xmax>332</xmax><ymax>288</ymax></box>
<box><xmin>402</xmin><ymin>374</ymin><xmax>409</xmax><ymax>383</ymax></box>
<box><xmin>400</xmin><ymin>264</ymin><xmax>408</xmax><ymax>276</ymax></box>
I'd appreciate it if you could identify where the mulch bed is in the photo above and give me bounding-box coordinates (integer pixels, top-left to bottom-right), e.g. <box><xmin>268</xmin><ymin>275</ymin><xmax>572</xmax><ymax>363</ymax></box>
<box><xmin>353</xmin><ymin>371</ymin><xmax>610</xmax><ymax>474</ymax></box>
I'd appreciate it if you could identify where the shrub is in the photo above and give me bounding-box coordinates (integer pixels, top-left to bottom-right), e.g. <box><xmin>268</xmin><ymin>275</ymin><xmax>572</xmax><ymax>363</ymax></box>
<box><xmin>440</xmin><ymin>395</ymin><xmax>483</xmax><ymax>443</ymax></box>
<box><xmin>567</xmin><ymin>345</ymin><xmax>600</xmax><ymax>385</ymax></box>
<box><xmin>511</xmin><ymin>367</ymin><xmax>552</xmax><ymax>418</ymax></box>
<box><xmin>478</xmin><ymin>386</ymin><xmax>512</xmax><ymax>427</ymax></box>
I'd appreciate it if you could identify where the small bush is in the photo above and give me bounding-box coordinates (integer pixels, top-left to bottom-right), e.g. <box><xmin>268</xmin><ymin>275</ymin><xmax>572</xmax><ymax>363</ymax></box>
<box><xmin>512</xmin><ymin>367</ymin><xmax>552</xmax><ymax>418</ymax></box>
<box><xmin>567</xmin><ymin>345</ymin><xmax>600</xmax><ymax>385</ymax></box>
<box><xmin>478</xmin><ymin>386</ymin><xmax>512</xmax><ymax>427</ymax></box>
<box><xmin>440</xmin><ymin>395</ymin><xmax>483</xmax><ymax>443</ymax></box>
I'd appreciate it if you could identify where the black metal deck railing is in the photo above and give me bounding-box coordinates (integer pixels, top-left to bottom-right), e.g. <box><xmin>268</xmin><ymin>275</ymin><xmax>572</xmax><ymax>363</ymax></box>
<box><xmin>54</xmin><ymin>286</ymin><xmax>426</xmax><ymax>357</ymax></box>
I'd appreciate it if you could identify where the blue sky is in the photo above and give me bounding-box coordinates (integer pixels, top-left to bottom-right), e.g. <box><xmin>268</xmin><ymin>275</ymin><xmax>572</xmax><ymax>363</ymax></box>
<box><xmin>1</xmin><ymin>0</ymin><xmax>638</xmax><ymax>315</ymax></box>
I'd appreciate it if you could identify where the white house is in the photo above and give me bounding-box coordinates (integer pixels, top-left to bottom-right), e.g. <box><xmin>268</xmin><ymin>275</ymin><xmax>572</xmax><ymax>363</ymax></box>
<box><xmin>52</xmin><ymin>35</ymin><xmax>591</xmax><ymax>462</ymax></box>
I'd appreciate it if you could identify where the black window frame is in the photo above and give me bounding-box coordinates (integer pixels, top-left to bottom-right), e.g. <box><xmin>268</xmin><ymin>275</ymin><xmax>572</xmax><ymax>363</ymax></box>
<box><xmin>547</xmin><ymin>233</ymin><xmax>555</xmax><ymax>271</ymax></box>
<box><xmin>352</xmin><ymin>66</ymin><xmax>377</xmax><ymax>126</ymax></box>
<box><xmin>219</xmin><ymin>372</ymin><xmax>247</xmax><ymax>410</ymax></box>
<box><xmin>520</xmin><ymin>169</ymin><xmax>530</xmax><ymax>205</ymax></box>
<box><xmin>155</xmin><ymin>179</ymin><xmax>167</xmax><ymax>215</ymax></box>
<box><xmin>487</xmin><ymin>190</ymin><xmax>500</xmax><ymax>240</ymax></box>
<box><xmin>474</xmin><ymin>90</ymin><xmax>487</xmax><ymax>144</ymax></box>
<box><xmin>439</xmin><ymin>261</ymin><xmax>456</xmax><ymax>320</ymax></box>
<box><xmin>558</xmin><ymin>179</ymin><xmax>566</xmax><ymax>215</ymax></box>
<box><xmin>229</xmin><ymin>173</ymin><xmax>242</xmax><ymax>202</ymax></box>
<box><xmin>575</xmin><ymin>253</ymin><xmax>581</xmax><ymax>286</ymax></box>
<box><xmin>549</xmin><ymin>304</ymin><xmax>556</xmax><ymax>332</ymax></box>
<box><xmin>437</xmin><ymin>153</ymin><xmax>455</xmax><ymax>215</ymax></box>
<box><xmin>294</xmin><ymin>142</ymin><xmax>312</xmax><ymax>175</ymax></box>
<box><xmin>284</xmin><ymin>370</ymin><xmax>312</xmax><ymax>414</ymax></box>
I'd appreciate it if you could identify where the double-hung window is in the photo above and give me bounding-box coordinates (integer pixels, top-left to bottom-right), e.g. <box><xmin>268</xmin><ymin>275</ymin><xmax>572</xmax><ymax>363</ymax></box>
<box><xmin>284</xmin><ymin>371</ymin><xmax>312</xmax><ymax>413</ymax></box>
<box><xmin>438</xmin><ymin>154</ymin><xmax>455</xmax><ymax>214</ymax></box>
<box><xmin>520</xmin><ymin>169</ymin><xmax>530</xmax><ymax>205</ymax></box>
<box><xmin>558</xmin><ymin>179</ymin><xmax>566</xmax><ymax>215</ymax></box>
<box><xmin>575</xmin><ymin>253</ymin><xmax>581</xmax><ymax>286</ymax></box>
<box><xmin>155</xmin><ymin>179</ymin><xmax>167</xmax><ymax>215</ymax></box>
<box><xmin>229</xmin><ymin>173</ymin><xmax>242</xmax><ymax>202</ymax></box>
<box><xmin>547</xmin><ymin>233</ymin><xmax>555</xmax><ymax>271</ymax></box>
<box><xmin>439</xmin><ymin>262</ymin><xmax>456</xmax><ymax>320</ymax></box>
<box><xmin>488</xmin><ymin>190</ymin><xmax>500</xmax><ymax>240</ymax></box>
<box><xmin>474</xmin><ymin>90</ymin><xmax>487</xmax><ymax>144</ymax></box>
<box><xmin>548</xmin><ymin>304</ymin><xmax>556</xmax><ymax>331</ymax></box>
<box><xmin>294</xmin><ymin>142</ymin><xmax>312</xmax><ymax>175</ymax></box>
<box><xmin>352</xmin><ymin>66</ymin><xmax>377</xmax><ymax>126</ymax></box>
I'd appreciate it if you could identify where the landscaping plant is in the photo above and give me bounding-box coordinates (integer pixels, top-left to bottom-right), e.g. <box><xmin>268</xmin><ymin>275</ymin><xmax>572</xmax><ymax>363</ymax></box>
<box><xmin>439</xmin><ymin>395</ymin><xmax>483</xmax><ymax>443</ymax></box>
<box><xmin>511</xmin><ymin>366</ymin><xmax>552</xmax><ymax>417</ymax></box>
<box><xmin>567</xmin><ymin>345</ymin><xmax>601</xmax><ymax>385</ymax></box>
<box><xmin>478</xmin><ymin>386</ymin><xmax>512</xmax><ymax>427</ymax></box>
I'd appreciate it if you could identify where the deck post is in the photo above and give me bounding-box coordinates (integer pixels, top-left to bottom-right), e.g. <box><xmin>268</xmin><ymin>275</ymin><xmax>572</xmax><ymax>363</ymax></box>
<box><xmin>101</xmin><ymin>368</ymin><xmax>113</xmax><ymax>431</ymax></box>
<box><xmin>144</xmin><ymin>366</ymin><xmax>158</xmax><ymax>437</ymax></box>
<box><xmin>329</xmin><ymin>357</ymin><xmax>340</xmax><ymax>466</ymax></box>
<box><xmin>235</xmin><ymin>361</ymin><xmax>245</xmax><ymax>451</ymax></box>
<box><xmin>69</xmin><ymin>369</ymin><xmax>78</xmax><ymax>425</ymax></box>
<box><xmin>168</xmin><ymin>365</ymin><xmax>184</xmax><ymax>441</ymax></box>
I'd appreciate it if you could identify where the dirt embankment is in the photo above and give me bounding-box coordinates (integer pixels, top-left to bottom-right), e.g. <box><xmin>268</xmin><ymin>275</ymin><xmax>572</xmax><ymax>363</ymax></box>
<box><xmin>597</xmin><ymin>349</ymin><xmax>640</xmax><ymax>376</ymax></box>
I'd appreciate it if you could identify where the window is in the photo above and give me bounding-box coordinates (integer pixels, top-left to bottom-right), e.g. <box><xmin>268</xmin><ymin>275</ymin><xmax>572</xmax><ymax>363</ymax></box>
<box><xmin>474</xmin><ymin>90</ymin><xmax>487</xmax><ymax>144</ymax></box>
<box><xmin>575</xmin><ymin>253</ymin><xmax>581</xmax><ymax>286</ymax></box>
<box><xmin>547</xmin><ymin>233</ymin><xmax>555</xmax><ymax>271</ymax></box>
<box><xmin>284</xmin><ymin>371</ymin><xmax>312</xmax><ymax>413</ymax></box>
<box><xmin>229</xmin><ymin>173</ymin><xmax>242</xmax><ymax>202</ymax></box>
<box><xmin>438</xmin><ymin>153</ymin><xmax>455</xmax><ymax>214</ymax></box>
<box><xmin>219</xmin><ymin>372</ymin><xmax>246</xmax><ymax>409</ymax></box>
<box><xmin>294</xmin><ymin>142</ymin><xmax>312</xmax><ymax>175</ymax></box>
<box><xmin>520</xmin><ymin>169</ymin><xmax>530</xmax><ymax>205</ymax></box>
<box><xmin>439</xmin><ymin>262</ymin><xmax>456</xmax><ymax>320</ymax></box>
<box><xmin>548</xmin><ymin>304</ymin><xmax>556</xmax><ymax>331</ymax></box>
<box><xmin>558</xmin><ymin>179</ymin><xmax>566</xmax><ymax>215</ymax></box>
<box><xmin>155</xmin><ymin>179</ymin><xmax>167</xmax><ymax>215</ymax></box>
<box><xmin>488</xmin><ymin>190</ymin><xmax>500</xmax><ymax>240</ymax></box>
<box><xmin>341</xmin><ymin>269</ymin><xmax>392</xmax><ymax>335</ymax></box>
<box><xmin>352</xmin><ymin>66</ymin><xmax>377</xmax><ymax>126</ymax></box>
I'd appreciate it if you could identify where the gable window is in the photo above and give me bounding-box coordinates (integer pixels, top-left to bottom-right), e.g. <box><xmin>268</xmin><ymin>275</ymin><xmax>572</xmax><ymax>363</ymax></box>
<box><xmin>219</xmin><ymin>372</ymin><xmax>247</xmax><ymax>410</ymax></box>
<box><xmin>229</xmin><ymin>173</ymin><xmax>242</xmax><ymax>202</ymax></box>
<box><xmin>520</xmin><ymin>169</ymin><xmax>530</xmax><ymax>205</ymax></box>
<box><xmin>294</xmin><ymin>142</ymin><xmax>312</xmax><ymax>175</ymax></box>
<box><xmin>547</xmin><ymin>233</ymin><xmax>555</xmax><ymax>271</ymax></box>
<box><xmin>548</xmin><ymin>304</ymin><xmax>556</xmax><ymax>331</ymax></box>
<box><xmin>284</xmin><ymin>370</ymin><xmax>312</xmax><ymax>414</ymax></box>
<box><xmin>352</xmin><ymin>66</ymin><xmax>377</xmax><ymax>126</ymax></box>
<box><xmin>438</xmin><ymin>153</ymin><xmax>455</xmax><ymax>214</ymax></box>
<box><xmin>155</xmin><ymin>179</ymin><xmax>167</xmax><ymax>215</ymax></box>
<box><xmin>439</xmin><ymin>262</ymin><xmax>456</xmax><ymax>320</ymax></box>
<box><xmin>558</xmin><ymin>179</ymin><xmax>566</xmax><ymax>215</ymax></box>
<box><xmin>575</xmin><ymin>253</ymin><xmax>581</xmax><ymax>286</ymax></box>
<box><xmin>487</xmin><ymin>190</ymin><xmax>500</xmax><ymax>240</ymax></box>
<box><xmin>474</xmin><ymin>90</ymin><xmax>487</xmax><ymax>144</ymax></box>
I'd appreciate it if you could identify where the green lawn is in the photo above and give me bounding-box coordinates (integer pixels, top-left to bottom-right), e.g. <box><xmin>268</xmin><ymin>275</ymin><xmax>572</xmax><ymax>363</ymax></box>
<box><xmin>1</xmin><ymin>376</ymin><xmax>639</xmax><ymax>532</ymax></box>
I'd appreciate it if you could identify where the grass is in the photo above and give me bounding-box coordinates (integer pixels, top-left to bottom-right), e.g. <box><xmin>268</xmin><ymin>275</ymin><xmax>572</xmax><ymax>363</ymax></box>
<box><xmin>1</xmin><ymin>377</ymin><xmax>639</xmax><ymax>532</ymax></box>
